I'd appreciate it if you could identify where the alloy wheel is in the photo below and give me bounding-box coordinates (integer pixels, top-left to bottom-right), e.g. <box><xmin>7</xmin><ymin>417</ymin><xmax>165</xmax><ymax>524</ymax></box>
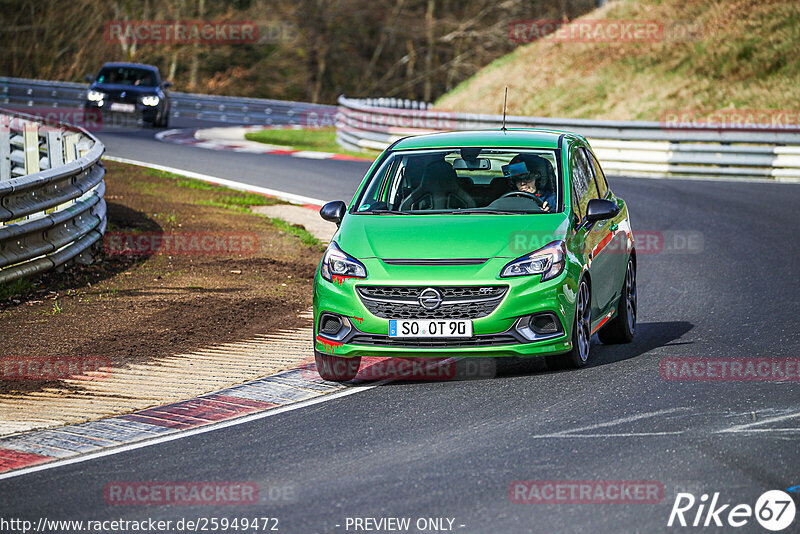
<box><xmin>625</xmin><ymin>261</ymin><xmax>637</xmax><ymax>334</ymax></box>
<box><xmin>576</xmin><ymin>281</ymin><xmax>591</xmax><ymax>362</ymax></box>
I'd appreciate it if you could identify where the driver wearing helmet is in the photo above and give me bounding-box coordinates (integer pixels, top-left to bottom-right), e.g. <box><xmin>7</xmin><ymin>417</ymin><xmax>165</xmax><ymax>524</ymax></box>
<box><xmin>507</xmin><ymin>155</ymin><xmax>557</xmax><ymax>212</ymax></box>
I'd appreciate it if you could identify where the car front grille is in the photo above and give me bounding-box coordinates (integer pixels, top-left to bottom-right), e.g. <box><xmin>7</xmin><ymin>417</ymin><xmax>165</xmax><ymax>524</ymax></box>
<box><xmin>356</xmin><ymin>285</ymin><xmax>507</xmax><ymax>319</ymax></box>
<box><xmin>103</xmin><ymin>91</ymin><xmax>140</xmax><ymax>104</ymax></box>
<box><xmin>347</xmin><ymin>333</ymin><xmax>520</xmax><ymax>348</ymax></box>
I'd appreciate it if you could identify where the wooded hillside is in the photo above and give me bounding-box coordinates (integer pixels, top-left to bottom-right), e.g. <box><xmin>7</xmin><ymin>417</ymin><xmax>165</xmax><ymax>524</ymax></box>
<box><xmin>3</xmin><ymin>0</ymin><xmax>599</xmax><ymax>103</ymax></box>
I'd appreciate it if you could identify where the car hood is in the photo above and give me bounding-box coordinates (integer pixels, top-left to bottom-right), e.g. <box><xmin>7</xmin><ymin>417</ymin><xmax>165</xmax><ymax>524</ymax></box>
<box><xmin>91</xmin><ymin>83</ymin><xmax>159</xmax><ymax>95</ymax></box>
<box><xmin>336</xmin><ymin>213</ymin><xmax>570</xmax><ymax>260</ymax></box>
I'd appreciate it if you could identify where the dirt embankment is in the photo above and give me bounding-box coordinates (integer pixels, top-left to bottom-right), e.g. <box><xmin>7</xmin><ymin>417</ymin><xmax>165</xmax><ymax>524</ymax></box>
<box><xmin>0</xmin><ymin>162</ymin><xmax>324</xmax><ymax>396</ymax></box>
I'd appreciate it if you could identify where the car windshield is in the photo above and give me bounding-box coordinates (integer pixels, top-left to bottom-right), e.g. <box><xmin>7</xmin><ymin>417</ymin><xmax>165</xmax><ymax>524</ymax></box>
<box><xmin>96</xmin><ymin>67</ymin><xmax>157</xmax><ymax>87</ymax></box>
<box><xmin>355</xmin><ymin>148</ymin><xmax>561</xmax><ymax>214</ymax></box>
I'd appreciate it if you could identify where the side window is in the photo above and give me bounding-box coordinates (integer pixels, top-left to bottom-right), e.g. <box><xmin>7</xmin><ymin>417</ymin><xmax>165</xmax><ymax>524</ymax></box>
<box><xmin>360</xmin><ymin>157</ymin><xmax>399</xmax><ymax>209</ymax></box>
<box><xmin>585</xmin><ymin>148</ymin><xmax>608</xmax><ymax>198</ymax></box>
<box><xmin>570</xmin><ymin>146</ymin><xmax>597</xmax><ymax>219</ymax></box>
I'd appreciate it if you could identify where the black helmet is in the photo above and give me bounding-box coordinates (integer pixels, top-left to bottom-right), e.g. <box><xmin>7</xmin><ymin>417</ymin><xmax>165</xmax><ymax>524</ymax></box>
<box><xmin>509</xmin><ymin>154</ymin><xmax>555</xmax><ymax>192</ymax></box>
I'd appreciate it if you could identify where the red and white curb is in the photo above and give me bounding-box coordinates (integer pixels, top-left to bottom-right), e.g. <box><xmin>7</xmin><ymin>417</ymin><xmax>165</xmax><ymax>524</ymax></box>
<box><xmin>0</xmin><ymin>364</ymin><xmax>353</xmax><ymax>476</ymax></box>
<box><xmin>0</xmin><ymin>356</ymin><xmax>486</xmax><ymax>479</ymax></box>
<box><xmin>155</xmin><ymin>125</ymin><xmax>372</xmax><ymax>162</ymax></box>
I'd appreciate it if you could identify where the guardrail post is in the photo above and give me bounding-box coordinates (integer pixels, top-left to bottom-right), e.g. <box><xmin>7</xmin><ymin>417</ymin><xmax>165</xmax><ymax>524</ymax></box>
<box><xmin>46</xmin><ymin>130</ymin><xmax>69</xmax><ymax>214</ymax></box>
<box><xmin>0</xmin><ymin>115</ymin><xmax>9</xmax><ymax>181</ymax></box>
<box><xmin>23</xmin><ymin>121</ymin><xmax>40</xmax><ymax>174</ymax></box>
<box><xmin>46</xmin><ymin>130</ymin><xmax>65</xmax><ymax>168</ymax></box>
<box><xmin>64</xmin><ymin>133</ymin><xmax>79</xmax><ymax>163</ymax></box>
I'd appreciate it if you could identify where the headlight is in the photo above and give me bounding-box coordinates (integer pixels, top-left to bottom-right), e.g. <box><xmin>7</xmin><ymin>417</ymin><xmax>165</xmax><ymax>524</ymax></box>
<box><xmin>140</xmin><ymin>95</ymin><xmax>160</xmax><ymax>106</ymax></box>
<box><xmin>87</xmin><ymin>90</ymin><xmax>105</xmax><ymax>102</ymax></box>
<box><xmin>320</xmin><ymin>242</ymin><xmax>367</xmax><ymax>282</ymax></box>
<box><xmin>500</xmin><ymin>240</ymin><xmax>566</xmax><ymax>281</ymax></box>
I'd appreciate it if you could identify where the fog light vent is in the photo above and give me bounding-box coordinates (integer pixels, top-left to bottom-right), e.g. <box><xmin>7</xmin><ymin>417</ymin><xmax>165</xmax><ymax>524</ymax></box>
<box><xmin>321</xmin><ymin>314</ymin><xmax>343</xmax><ymax>335</ymax></box>
<box><xmin>531</xmin><ymin>313</ymin><xmax>559</xmax><ymax>334</ymax></box>
<box><xmin>515</xmin><ymin>312</ymin><xmax>563</xmax><ymax>341</ymax></box>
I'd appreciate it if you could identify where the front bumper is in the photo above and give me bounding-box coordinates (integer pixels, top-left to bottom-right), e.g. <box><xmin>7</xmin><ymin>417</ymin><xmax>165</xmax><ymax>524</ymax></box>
<box><xmin>84</xmin><ymin>100</ymin><xmax>163</xmax><ymax>122</ymax></box>
<box><xmin>313</xmin><ymin>258</ymin><xmax>578</xmax><ymax>358</ymax></box>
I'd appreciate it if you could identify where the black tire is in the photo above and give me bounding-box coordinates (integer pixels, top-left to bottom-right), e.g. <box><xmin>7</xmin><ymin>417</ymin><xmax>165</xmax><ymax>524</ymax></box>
<box><xmin>551</xmin><ymin>277</ymin><xmax>592</xmax><ymax>369</ymax></box>
<box><xmin>159</xmin><ymin>110</ymin><xmax>169</xmax><ymax>128</ymax></box>
<box><xmin>598</xmin><ymin>258</ymin><xmax>636</xmax><ymax>344</ymax></box>
<box><xmin>315</xmin><ymin>351</ymin><xmax>361</xmax><ymax>381</ymax></box>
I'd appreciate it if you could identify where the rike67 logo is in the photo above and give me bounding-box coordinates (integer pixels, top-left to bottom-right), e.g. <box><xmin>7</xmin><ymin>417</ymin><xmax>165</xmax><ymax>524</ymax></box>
<box><xmin>668</xmin><ymin>490</ymin><xmax>796</xmax><ymax>531</ymax></box>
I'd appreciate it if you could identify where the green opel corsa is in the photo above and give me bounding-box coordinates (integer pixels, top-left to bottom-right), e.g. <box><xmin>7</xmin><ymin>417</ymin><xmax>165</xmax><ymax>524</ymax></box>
<box><xmin>313</xmin><ymin>130</ymin><xmax>636</xmax><ymax>381</ymax></box>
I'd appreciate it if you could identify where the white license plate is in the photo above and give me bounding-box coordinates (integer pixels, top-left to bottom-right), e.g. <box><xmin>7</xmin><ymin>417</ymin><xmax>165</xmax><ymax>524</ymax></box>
<box><xmin>389</xmin><ymin>319</ymin><xmax>472</xmax><ymax>338</ymax></box>
<box><xmin>110</xmin><ymin>103</ymin><xmax>135</xmax><ymax>113</ymax></box>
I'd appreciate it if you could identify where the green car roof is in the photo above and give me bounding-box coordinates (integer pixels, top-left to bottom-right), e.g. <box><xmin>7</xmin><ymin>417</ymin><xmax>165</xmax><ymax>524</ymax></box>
<box><xmin>391</xmin><ymin>129</ymin><xmax>579</xmax><ymax>151</ymax></box>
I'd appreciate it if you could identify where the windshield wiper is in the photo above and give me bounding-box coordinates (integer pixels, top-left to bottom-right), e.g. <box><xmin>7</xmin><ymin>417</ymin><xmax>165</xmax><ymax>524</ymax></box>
<box><xmin>449</xmin><ymin>209</ymin><xmax>528</xmax><ymax>215</ymax></box>
<box><xmin>358</xmin><ymin>210</ymin><xmax>414</xmax><ymax>215</ymax></box>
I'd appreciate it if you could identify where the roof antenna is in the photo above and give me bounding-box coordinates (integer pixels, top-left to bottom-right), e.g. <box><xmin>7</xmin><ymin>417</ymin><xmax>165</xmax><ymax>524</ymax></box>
<box><xmin>501</xmin><ymin>87</ymin><xmax>508</xmax><ymax>132</ymax></box>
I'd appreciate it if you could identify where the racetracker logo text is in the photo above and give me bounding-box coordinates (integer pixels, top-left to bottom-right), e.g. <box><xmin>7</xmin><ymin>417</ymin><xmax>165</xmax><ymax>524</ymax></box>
<box><xmin>660</xmin><ymin>358</ymin><xmax>800</xmax><ymax>381</ymax></box>
<box><xmin>104</xmin><ymin>21</ymin><xmax>258</xmax><ymax>45</ymax></box>
<box><xmin>508</xmin><ymin>20</ymin><xmax>703</xmax><ymax>44</ymax></box>
<box><xmin>509</xmin><ymin>480</ymin><xmax>663</xmax><ymax>504</ymax></box>
<box><xmin>1</xmin><ymin>357</ymin><xmax>111</xmax><ymax>381</ymax></box>
<box><xmin>104</xmin><ymin>482</ymin><xmax>258</xmax><ymax>505</ymax></box>
<box><xmin>0</xmin><ymin>109</ymin><xmax>103</xmax><ymax>133</ymax></box>
<box><xmin>661</xmin><ymin>109</ymin><xmax>800</xmax><ymax>133</ymax></box>
<box><xmin>103</xmin><ymin>232</ymin><xmax>259</xmax><ymax>256</ymax></box>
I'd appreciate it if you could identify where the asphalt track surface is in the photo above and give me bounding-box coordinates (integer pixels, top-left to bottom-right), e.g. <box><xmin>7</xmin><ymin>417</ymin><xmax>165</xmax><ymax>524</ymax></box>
<box><xmin>2</xmin><ymin>118</ymin><xmax>799</xmax><ymax>533</ymax></box>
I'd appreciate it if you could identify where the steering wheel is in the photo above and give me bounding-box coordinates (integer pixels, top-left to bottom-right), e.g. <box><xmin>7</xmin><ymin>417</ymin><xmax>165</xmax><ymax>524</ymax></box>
<box><xmin>500</xmin><ymin>190</ymin><xmax>545</xmax><ymax>207</ymax></box>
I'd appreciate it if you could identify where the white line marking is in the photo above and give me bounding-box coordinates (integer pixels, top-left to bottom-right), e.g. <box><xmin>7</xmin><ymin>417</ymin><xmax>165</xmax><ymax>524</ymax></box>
<box><xmin>538</xmin><ymin>407</ymin><xmax>690</xmax><ymax>438</ymax></box>
<box><xmin>717</xmin><ymin>411</ymin><xmax>800</xmax><ymax>433</ymax></box>
<box><xmin>529</xmin><ymin>431</ymin><xmax>685</xmax><ymax>438</ymax></box>
<box><xmin>719</xmin><ymin>429</ymin><xmax>800</xmax><ymax>434</ymax></box>
<box><xmin>0</xmin><ymin>383</ymin><xmax>379</xmax><ymax>482</ymax></box>
<box><xmin>103</xmin><ymin>155</ymin><xmax>329</xmax><ymax>207</ymax></box>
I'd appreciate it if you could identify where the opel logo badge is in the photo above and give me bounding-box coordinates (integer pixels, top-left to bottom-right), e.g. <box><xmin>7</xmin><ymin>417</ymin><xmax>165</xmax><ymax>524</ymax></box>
<box><xmin>418</xmin><ymin>288</ymin><xmax>443</xmax><ymax>311</ymax></box>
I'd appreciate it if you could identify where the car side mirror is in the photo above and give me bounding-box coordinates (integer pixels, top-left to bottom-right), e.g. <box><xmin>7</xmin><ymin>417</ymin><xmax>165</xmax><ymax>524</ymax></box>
<box><xmin>320</xmin><ymin>200</ymin><xmax>347</xmax><ymax>225</ymax></box>
<box><xmin>84</xmin><ymin>74</ymin><xmax>94</xmax><ymax>82</ymax></box>
<box><xmin>585</xmin><ymin>198</ymin><xmax>620</xmax><ymax>223</ymax></box>
<box><xmin>162</xmin><ymin>81</ymin><xmax>174</xmax><ymax>89</ymax></box>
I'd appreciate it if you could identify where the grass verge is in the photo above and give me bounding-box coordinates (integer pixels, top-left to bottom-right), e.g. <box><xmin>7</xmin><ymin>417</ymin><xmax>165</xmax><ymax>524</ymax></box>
<box><xmin>244</xmin><ymin>127</ymin><xmax>373</xmax><ymax>159</ymax></box>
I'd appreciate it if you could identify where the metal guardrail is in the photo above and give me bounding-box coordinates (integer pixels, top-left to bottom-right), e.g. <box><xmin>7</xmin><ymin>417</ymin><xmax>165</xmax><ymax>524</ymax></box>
<box><xmin>0</xmin><ymin>109</ymin><xmax>106</xmax><ymax>284</ymax></box>
<box><xmin>337</xmin><ymin>96</ymin><xmax>800</xmax><ymax>181</ymax></box>
<box><xmin>0</xmin><ymin>76</ymin><xmax>337</xmax><ymax>126</ymax></box>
